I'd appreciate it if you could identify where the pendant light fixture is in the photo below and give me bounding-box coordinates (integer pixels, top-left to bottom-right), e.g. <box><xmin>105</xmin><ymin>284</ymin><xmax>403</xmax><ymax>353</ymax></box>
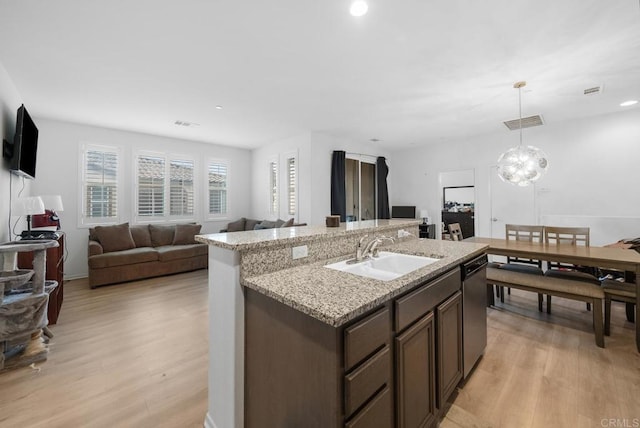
<box><xmin>497</xmin><ymin>81</ymin><xmax>549</xmax><ymax>187</ymax></box>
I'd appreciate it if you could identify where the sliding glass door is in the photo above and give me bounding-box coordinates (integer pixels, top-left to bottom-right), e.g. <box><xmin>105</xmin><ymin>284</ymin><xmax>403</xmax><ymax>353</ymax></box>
<box><xmin>346</xmin><ymin>157</ymin><xmax>376</xmax><ymax>221</ymax></box>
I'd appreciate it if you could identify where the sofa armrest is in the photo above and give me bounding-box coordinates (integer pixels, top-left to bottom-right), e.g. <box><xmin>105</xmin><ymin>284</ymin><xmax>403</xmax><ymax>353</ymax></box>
<box><xmin>89</xmin><ymin>240</ymin><xmax>104</xmax><ymax>256</ymax></box>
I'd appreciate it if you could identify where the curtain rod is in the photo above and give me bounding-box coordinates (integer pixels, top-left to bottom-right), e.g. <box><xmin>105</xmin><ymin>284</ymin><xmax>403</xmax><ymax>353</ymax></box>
<box><xmin>346</xmin><ymin>152</ymin><xmax>381</xmax><ymax>158</ymax></box>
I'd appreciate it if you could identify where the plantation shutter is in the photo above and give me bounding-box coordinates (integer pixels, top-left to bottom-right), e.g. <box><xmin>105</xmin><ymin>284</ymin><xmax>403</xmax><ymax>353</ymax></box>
<box><xmin>84</xmin><ymin>149</ymin><xmax>119</xmax><ymax>219</ymax></box>
<box><xmin>208</xmin><ymin>161</ymin><xmax>228</xmax><ymax>215</ymax></box>
<box><xmin>137</xmin><ymin>155</ymin><xmax>165</xmax><ymax>217</ymax></box>
<box><xmin>169</xmin><ymin>159</ymin><xmax>194</xmax><ymax>216</ymax></box>
<box><xmin>269</xmin><ymin>161</ymin><xmax>278</xmax><ymax>214</ymax></box>
<box><xmin>287</xmin><ymin>157</ymin><xmax>296</xmax><ymax>216</ymax></box>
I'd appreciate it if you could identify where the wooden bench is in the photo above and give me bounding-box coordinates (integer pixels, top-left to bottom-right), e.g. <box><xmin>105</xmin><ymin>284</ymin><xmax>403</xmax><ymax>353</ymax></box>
<box><xmin>487</xmin><ymin>266</ymin><xmax>605</xmax><ymax>348</ymax></box>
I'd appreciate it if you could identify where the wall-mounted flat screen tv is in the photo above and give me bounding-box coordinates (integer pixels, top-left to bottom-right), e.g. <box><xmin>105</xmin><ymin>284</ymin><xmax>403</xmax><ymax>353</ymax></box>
<box><xmin>10</xmin><ymin>104</ymin><xmax>38</xmax><ymax>179</ymax></box>
<box><xmin>391</xmin><ymin>205</ymin><xmax>416</xmax><ymax>219</ymax></box>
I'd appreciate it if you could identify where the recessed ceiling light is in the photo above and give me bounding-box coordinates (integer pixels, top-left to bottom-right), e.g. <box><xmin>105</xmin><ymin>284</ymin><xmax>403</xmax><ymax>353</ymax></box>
<box><xmin>174</xmin><ymin>120</ymin><xmax>200</xmax><ymax>127</ymax></box>
<box><xmin>350</xmin><ymin>1</ymin><xmax>368</xmax><ymax>17</ymax></box>
<box><xmin>215</xmin><ymin>105</ymin><xmax>223</xmax><ymax>110</ymax></box>
<box><xmin>370</xmin><ymin>138</ymin><xmax>380</xmax><ymax>142</ymax></box>
<box><xmin>620</xmin><ymin>100</ymin><xmax>638</xmax><ymax>107</ymax></box>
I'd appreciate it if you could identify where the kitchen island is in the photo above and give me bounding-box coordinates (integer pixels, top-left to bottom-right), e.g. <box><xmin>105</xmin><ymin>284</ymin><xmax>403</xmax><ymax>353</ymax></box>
<box><xmin>196</xmin><ymin>220</ymin><xmax>488</xmax><ymax>428</ymax></box>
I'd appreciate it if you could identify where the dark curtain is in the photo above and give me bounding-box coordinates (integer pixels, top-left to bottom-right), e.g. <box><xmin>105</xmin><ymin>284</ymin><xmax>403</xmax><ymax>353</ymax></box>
<box><xmin>377</xmin><ymin>156</ymin><xmax>390</xmax><ymax>219</ymax></box>
<box><xmin>330</xmin><ymin>150</ymin><xmax>346</xmax><ymax>222</ymax></box>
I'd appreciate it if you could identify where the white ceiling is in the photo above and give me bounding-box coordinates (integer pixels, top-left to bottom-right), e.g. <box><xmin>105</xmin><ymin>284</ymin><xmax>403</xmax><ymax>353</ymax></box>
<box><xmin>0</xmin><ymin>0</ymin><xmax>639</xmax><ymax>150</ymax></box>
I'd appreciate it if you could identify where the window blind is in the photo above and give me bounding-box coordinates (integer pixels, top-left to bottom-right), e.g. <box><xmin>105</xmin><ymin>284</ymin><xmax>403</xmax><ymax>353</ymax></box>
<box><xmin>287</xmin><ymin>157</ymin><xmax>296</xmax><ymax>216</ymax></box>
<box><xmin>269</xmin><ymin>161</ymin><xmax>278</xmax><ymax>214</ymax></box>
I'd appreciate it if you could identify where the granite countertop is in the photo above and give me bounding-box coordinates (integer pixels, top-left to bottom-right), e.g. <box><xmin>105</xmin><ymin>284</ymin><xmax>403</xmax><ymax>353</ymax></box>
<box><xmin>242</xmin><ymin>238</ymin><xmax>488</xmax><ymax>327</ymax></box>
<box><xmin>195</xmin><ymin>219</ymin><xmax>420</xmax><ymax>251</ymax></box>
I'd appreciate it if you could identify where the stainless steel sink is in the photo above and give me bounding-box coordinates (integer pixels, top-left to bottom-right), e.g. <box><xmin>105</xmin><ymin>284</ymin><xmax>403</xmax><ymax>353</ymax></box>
<box><xmin>325</xmin><ymin>251</ymin><xmax>440</xmax><ymax>281</ymax></box>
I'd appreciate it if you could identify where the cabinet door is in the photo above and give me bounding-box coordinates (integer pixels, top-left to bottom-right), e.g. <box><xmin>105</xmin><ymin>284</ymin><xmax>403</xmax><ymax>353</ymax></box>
<box><xmin>437</xmin><ymin>291</ymin><xmax>463</xmax><ymax>407</ymax></box>
<box><xmin>395</xmin><ymin>312</ymin><xmax>436</xmax><ymax>428</ymax></box>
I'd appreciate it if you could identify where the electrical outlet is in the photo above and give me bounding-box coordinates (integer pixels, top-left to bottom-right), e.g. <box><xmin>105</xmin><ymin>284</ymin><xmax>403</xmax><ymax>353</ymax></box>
<box><xmin>292</xmin><ymin>245</ymin><xmax>308</xmax><ymax>259</ymax></box>
<box><xmin>397</xmin><ymin>229</ymin><xmax>406</xmax><ymax>238</ymax></box>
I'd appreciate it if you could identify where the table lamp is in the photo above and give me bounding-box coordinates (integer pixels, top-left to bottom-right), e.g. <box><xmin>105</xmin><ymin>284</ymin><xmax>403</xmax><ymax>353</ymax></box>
<box><xmin>11</xmin><ymin>196</ymin><xmax>45</xmax><ymax>235</ymax></box>
<box><xmin>419</xmin><ymin>209</ymin><xmax>429</xmax><ymax>224</ymax></box>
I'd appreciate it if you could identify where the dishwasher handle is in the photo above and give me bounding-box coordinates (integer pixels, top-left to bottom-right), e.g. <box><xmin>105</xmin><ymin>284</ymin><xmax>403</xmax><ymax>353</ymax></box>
<box><xmin>462</xmin><ymin>254</ymin><xmax>488</xmax><ymax>280</ymax></box>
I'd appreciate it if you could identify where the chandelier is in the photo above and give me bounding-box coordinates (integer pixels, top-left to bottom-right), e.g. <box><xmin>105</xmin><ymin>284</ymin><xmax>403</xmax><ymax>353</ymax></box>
<box><xmin>497</xmin><ymin>81</ymin><xmax>549</xmax><ymax>187</ymax></box>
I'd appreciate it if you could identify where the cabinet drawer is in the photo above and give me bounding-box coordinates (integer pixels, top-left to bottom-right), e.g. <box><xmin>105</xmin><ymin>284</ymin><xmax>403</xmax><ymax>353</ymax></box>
<box><xmin>344</xmin><ymin>345</ymin><xmax>390</xmax><ymax>417</ymax></box>
<box><xmin>395</xmin><ymin>268</ymin><xmax>460</xmax><ymax>332</ymax></box>
<box><xmin>344</xmin><ymin>307</ymin><xmax>390</xmax><ymax>371</ymax></box>
<box><xmin>345</xmin><ymin>386</ymin><xmax>393</xmax><ymax>428</ymax></box>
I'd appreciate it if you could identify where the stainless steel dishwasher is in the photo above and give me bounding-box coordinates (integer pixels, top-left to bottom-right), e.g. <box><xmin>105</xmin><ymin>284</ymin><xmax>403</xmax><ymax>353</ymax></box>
<box><xmin>461</xmin><ymin>254</ymin><xmax>488</xmax><ymax>378</ymax></box>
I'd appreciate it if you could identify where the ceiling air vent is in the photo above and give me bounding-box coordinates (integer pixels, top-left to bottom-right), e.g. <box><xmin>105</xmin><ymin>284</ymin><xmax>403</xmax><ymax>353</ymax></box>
<box><xmin>174</xmin><ymin>120</ymin><xmax>200</xmax><ymax>127</ymax></box>
<box><xmin>503</xmin><ymin>115</ymin><xmax>544</xmax><ymax>131</ymax></box>
<box><xmin>584</xmin><ymin>85</ymin><xmax>602</xmax><ymax>96</ymax></box>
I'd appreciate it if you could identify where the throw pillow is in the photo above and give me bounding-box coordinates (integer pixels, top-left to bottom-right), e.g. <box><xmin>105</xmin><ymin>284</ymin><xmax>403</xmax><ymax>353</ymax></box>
<box><xmin>173</xmin><ymin>224</ymin><xmax>202</xmax><ymax>245</ymax></box>
<box><xmin>281</xmin><ymin>218</ymin><xmax>295</xmax><ymax>228</ymax></box>
<box><xmin>130</xmin><ymin>225</ymin><xmax>152</xmax><ymax>247</ymax></box>
<box><xmin>94</xmin><ymin>222</ymin><xmax>135</xmax><ymax>253</ymax></box>
<box><xmin>149</xmin><ymin>224</ymin><xmax>176</xmax><ymax>247</ymax></box>
<box><xmin>254</xmin><ymin>220</ymin><xmax>276</xmax><ymax>230</ymax></box>
<box><xmin>275</xmin><ymin>219</ymin><xmax>286</xmax><ymax>228</ymax></box>
<box><xmin>245</xmin><ymin>219</ymin><xmax>260</xmax><ymax>231</ymax></box>
<box><xmin>227</xmin><ymin>218</ymin><xmax>246</xmax><ymax>232</ymax></box>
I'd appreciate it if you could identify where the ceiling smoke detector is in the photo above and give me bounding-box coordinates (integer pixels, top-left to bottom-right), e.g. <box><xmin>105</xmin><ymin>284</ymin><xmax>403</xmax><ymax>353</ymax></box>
<box><xmin>503</xmin><ymin>115</ymin><xmax>544</xmax><ymax>131</ymax></box>
<box><xmin>174</xmin><ymin>120</ymin><xmax>200</xmax><ymax>127</ymax></box>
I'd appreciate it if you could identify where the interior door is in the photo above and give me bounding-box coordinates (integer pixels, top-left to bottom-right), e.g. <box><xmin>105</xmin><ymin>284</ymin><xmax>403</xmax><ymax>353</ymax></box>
<box><xmin>489</xmin><ymin>166</ymin><xmax>535</xmax><ymax>239</ymax></box>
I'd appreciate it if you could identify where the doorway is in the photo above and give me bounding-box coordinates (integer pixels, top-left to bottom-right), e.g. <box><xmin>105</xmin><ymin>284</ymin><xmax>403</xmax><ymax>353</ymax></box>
<box><xmin>489</xmin><ymin>165</ymin><xmax>535</xmax><ymax>239</ymax></box>
<box><xmin>438</xmin><ymin>169</ymin><xmax>475</xmax><ymax>239</ymax></box>
<box><xmin>346</xmin><ymin>157</ymin><xmax>376</xmax><ymax>221</ymax></box>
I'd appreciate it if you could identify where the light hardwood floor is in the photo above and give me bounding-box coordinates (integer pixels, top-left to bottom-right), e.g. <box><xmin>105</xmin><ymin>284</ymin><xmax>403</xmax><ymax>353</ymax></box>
<box><xmin>1</xmin><ymin>271</ymin><xmax>638</xmax><ymax>427</ymax></box>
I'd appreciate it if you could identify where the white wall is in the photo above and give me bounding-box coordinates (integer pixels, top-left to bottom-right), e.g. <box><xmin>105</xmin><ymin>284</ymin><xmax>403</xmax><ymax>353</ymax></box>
<box><xmin>0</xmin><ymin>60</ymin><xmax>29</xmax><ymax>243</ymax></box>
<box><xmin>389</xmin><ymin>109</ymin><xmax>640</xmax><ymax>240</ymax></box>
<box><xmin>32</xmin><ymin>118</ymin><xmax>252</xmax><ymax>279</ymax></box>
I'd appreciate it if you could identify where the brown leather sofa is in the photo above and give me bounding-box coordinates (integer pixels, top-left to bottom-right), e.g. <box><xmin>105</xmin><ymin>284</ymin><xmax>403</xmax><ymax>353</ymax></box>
<box><xmin>88</xmin><ymin>223</ymin><xmax>207</xmax><ymax>288</ymax></box>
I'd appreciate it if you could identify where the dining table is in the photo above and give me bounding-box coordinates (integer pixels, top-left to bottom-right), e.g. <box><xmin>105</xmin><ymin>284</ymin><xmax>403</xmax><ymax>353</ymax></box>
<box><xmin>466</xmin><ymin>236</ymin><xmax>640</xmax><ymax>353</ymax></box>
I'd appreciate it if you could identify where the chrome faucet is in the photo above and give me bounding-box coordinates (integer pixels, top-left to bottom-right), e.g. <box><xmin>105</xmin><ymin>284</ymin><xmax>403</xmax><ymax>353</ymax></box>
<box><xmin>354</xmin><ymin>235</ymin><xmax>395</xmax><ymax>262</ymax></box>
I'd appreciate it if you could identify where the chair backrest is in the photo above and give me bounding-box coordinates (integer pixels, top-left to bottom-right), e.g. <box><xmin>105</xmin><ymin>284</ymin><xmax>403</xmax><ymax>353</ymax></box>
<box><xmin>544</xmin><ymin>226</ymin><xmax>590</xmax><ymax>270</ymax></box>
<box><xmin>449</xmin><ymin>223</ymin><xmax>463</xmax><ymax>241</ymax></box>
<box><xmin>505</xmin><ymin>224</ymin><xmax>544</xmax><ymax>267</ymax></box>
<box><xmin>544</xmin><ymin>226</ymin><xmax>590</xmax><ymax>247</ymax></box>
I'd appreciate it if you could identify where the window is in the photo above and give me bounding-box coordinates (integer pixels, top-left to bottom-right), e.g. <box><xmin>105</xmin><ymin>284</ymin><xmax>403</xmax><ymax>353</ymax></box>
<box><xmin>137</xmin><ymin>154</ymin><xmax>166</xmax><ymax>217</ymax></box>
<box><xmin>136</xmin><ymin>153</ymin><xmax>196</xmax><ymax>220</ymax></box>
<box><xmin>269</xmin><ymin>160</ymin><xmax>278</xmax><ymax>215</ymax></box>
<box><xmin>287</xmin><ymin>157</ymin><xmax>296</xmax><ymax>216</ymax></box>
<box><xmin>79</xmin><ymin>145</ymin><xmax>120</xmax><ymax>225</ymax></box>
<box><xmin>208</xmin><ymin>160</ymin><xmax>228</xmax><ymax>216</ymax></box>
<box><xmin>170</xmin><ymin>159</ymin><xmax>194</xmax><ymax>216</ymax></box>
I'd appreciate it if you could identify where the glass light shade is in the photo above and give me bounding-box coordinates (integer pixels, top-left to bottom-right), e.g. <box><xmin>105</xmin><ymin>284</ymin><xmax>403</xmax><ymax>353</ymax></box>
<box><xmin>39</xmin><ymin>195</ymin><xmax>64</xmax><ymax>212</ymax></box>
<box><xmin>350</xmin><ymin>0</ymin><xmax>368</xmax><ymax>16</ymax></box>
<box><xmin>11</xmin><ymin>196</ymin><xmax>45</xmax><ymax>216</ymax></box>
<box><xmin>497</xmin><ymin>145</ymin><xmax>549</xmax><ymax>187</ymax></box>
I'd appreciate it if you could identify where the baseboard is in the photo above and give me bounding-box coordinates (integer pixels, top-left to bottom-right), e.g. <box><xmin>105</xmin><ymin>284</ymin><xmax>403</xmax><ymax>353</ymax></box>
<box><xmin>204</xmin><ymin>413</ymin><xmax>217</xmax><ymax>428</ymax></box>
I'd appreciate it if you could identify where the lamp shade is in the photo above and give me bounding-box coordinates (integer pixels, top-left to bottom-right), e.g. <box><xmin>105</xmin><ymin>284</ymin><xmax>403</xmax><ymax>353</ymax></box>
<box><xmin>11</xmin><ymin>196</ymin><xmax>45</xmax><ymax>216</ymax></box>
<box><xmin>39</xmin><ymin>195</ymin><xmax>64</xmax><ymax>212</ymax></box>
<box><xmin>419</xmin><ymin>209</ymin><xmax>429</xmax><ymax>219</ymax></box>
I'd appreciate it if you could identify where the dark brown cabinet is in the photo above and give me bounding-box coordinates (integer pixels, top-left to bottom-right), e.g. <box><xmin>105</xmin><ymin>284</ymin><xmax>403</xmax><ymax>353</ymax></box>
<box><xmin>396</xmin><ymin>312</ymin><xmax>436</xmax><ymax>428</ymax></box>
<box><xmin>437</xmin><ymin>291</ymin><xmax>463</xmax><ymax>407</ymax></box>
<box><xmin>17</xmin><ymin>233</ymin><xmax>64</xmax><ymax>325</ymax></box>
<box><xmin>442</xmin><ymin>212</ymin><xmax>474</xmax><ymax>239</ymax></box>
<box><xmin>244</xmin><ymin>266</ymin><xmax>464</xmax><ymax>428</ymax></box>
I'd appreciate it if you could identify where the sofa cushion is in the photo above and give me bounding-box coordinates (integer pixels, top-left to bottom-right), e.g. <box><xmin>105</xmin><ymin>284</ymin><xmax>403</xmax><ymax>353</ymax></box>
<box><xmin>254</xmin><ymin>220</ymin><xmax>277</xmax><ymax>230</ymax></box>
<box><xmin>245</xmin><ymin>219</ymin><xmax>260</xmax><ymax>231</ymax></box>
<box><xmin>227</xmin><ymin>218</ymin><xmax>246</xmax><ymax>232</ymax></box>
<box><xmin>130</xmin><ymin>225</ymin><xmax>152</xmax><ymax>248</ymax></box>
<box><xmin>173</xmin><ymin>224</ymin><xmax>202</xmax><ymax>245</ymax></box>
<box><xmin>88</xmin><ymin>247</ymin><xmax>159</xmax><ymax>269</ymax></box>
<box><xmin>155</xmin><ymin>244</ymin><xmax>208</xmax><ymax>262</ymax></box>
<box><xmin>150</xmin><ymin>224</ymin><xmax>175</xmax><ymax>247</ymax></box>
<box><xmin>93</xmin><ymin>223</ymin><xmax>136</xmax><ymax>253</ymax></box>
<box><xmin>281</xmin><ymin>218</ymin><xmax>295</xmax><ymax>228</ymax></box>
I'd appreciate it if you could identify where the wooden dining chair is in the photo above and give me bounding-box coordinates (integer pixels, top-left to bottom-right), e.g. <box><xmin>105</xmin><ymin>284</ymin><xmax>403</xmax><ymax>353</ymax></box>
<box><xmin>602</xmin><ymin>279</ymin><xmax>636</xmax><ymax>336</ymax></box>
<box><xmin>448</xmin><ymin>223</ymin><xmax>463</xmax><ymax>241</ymax></box>
<box><xmin>543</xmin><ymin>226</ymin><xmax>600</xmax><ymax>313</ymax></box>
<box><xmin>494</xmin><ymin>225</ymin><xmax>545</xmax><ymax>310</ymax></box>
